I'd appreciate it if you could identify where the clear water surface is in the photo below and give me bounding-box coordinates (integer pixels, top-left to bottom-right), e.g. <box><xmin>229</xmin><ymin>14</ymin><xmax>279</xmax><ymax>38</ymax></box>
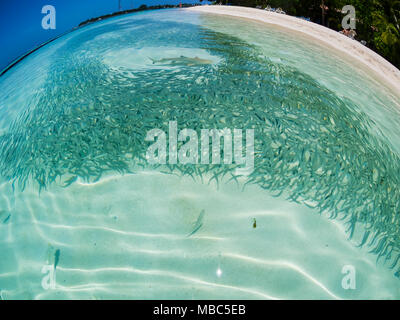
<box><xmin>0</xmin><ymin>9</ymin><xmax>400</xmax><ymax>299</ymax></box>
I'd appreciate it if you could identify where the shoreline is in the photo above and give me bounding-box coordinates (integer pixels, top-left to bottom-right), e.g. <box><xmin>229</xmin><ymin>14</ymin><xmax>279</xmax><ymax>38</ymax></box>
<box><xmin>187</xmin><ymin>5</ymin><xmax>400</xmax><ymax>96</ymax></box>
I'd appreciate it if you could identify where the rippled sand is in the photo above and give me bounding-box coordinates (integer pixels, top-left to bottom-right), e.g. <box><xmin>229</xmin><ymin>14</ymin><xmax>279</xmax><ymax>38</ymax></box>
<box><xmin>1</xmin><ymin>172</ymin><xmax>399</xmax><ymax>299</ymax></box>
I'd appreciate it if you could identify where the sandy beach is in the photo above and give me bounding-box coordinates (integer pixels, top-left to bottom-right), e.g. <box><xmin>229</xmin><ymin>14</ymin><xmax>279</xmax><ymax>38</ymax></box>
<box><xmin>187</xmin><ymin>5</ymin><xmax>400</xmax><ymax>95</ymax></box>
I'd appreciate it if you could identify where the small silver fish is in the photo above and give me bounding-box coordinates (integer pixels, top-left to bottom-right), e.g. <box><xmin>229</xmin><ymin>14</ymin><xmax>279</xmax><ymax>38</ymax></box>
<box><xmin>54</xmin><ymin>249</ymin><xmax>60</xmax><ymax>270</ymax></box>
<box><xmin>187</xmin><ymin>209</ymin><xmax>205</xmax><ymax>237</ymax></box>
<box><xmin>0</xmin><ymin>210</ymin><xmax>10</xmax><ymax>224</ymax></box>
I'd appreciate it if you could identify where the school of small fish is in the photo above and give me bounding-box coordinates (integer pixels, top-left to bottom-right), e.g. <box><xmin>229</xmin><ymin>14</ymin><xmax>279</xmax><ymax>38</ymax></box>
<box><xmin>0</xmin><ymin>26</ymin><xmax>400</xmax><ymax>277</ymax></box>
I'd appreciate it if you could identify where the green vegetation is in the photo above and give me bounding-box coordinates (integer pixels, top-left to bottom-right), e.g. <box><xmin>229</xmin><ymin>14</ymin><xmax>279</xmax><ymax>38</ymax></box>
<box><xmin>224</xmin><ymin>0</ymin><xmax>400</xmax><ymax>68</ymax></box>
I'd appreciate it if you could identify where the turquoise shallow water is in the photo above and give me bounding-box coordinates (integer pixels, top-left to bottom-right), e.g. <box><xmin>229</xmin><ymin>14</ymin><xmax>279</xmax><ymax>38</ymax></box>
<box><xmin>0</xmin><ymin>9</ymin><xmax>400</xmax><ymax>299</ymax></box>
